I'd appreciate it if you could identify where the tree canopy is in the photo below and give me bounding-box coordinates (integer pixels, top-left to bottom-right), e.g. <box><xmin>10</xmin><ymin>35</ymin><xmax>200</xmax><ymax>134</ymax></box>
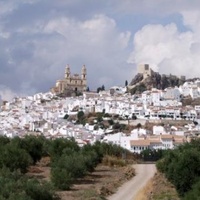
<box><xmin>156</xmin><ymin>139</ymin><xmax>200</xmax><ymax>198</ymax></box>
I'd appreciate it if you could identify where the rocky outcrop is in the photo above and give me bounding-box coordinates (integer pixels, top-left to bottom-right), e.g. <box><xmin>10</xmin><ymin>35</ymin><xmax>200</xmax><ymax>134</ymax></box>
<box><xmin>130</xmin><ymin>73</ymin><xmax>143</xmax><ymax>85</ymax></box>
<box><xmin>129</xmin><ymin>71</ymin><xmax>185</xmax><ymax>94</ymax></box>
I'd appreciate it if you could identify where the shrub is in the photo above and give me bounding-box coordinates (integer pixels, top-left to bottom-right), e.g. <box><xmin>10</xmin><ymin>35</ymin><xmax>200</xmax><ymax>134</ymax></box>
<box><xmin>51</xmin><ymin>166</ymin><xmax>73</xmax><ymax>190</ymax></box>
<box><xmin>21</xmin><ymin>135</ymin><xmax>45</xmax><ymax>164</ymax></box>
<box><xmin>0</xmin><ymin>168</ymin><xmax>58</xmax><ymax>200</ymax></box>
<box><xmin>77</xmin><ymin>111</ymin><xmax>84</xmax><ymax>120</ymax></box>
<box><xmin>63</xmin><ymin>114</ymin><xmax>69</xmax><ymax>119</ymax></box>
<box><xmin>0</xmin><ymin>136</ymin><xmax>10</xmax><ymax>146</ymax></box>
<box><xmin>184</xmin><ymin>179</ymin><xmax>200</xmax><ymax>200</ymax></box>
<box><xmin>48</xmin><ymin>138</ymin><xmax>80</xmax><ymax>158</ymax></box>
<box><xmin>156</xmin><ymin>139</ymin><xmax>200</xmax><ymax>197</ymax></box>
<box><xmin>51</xmin><ymin>153</ymin><xmax>87</xmax><ymax>190</ymax></box>
<box><xmin>81</xmin><ymin>146</ymin><xmax>100</xmax><ymax>172</ymax></box>
<box><xmin>25</xmin><ymin>179</ymin><xmax>58</xmax><ymax>200</ymax></box>
<box><xmin>102</xmin><ymin>155</ymin><xmax>126</xmax><ymax>167</ymax></box>
<box><xmin>0</xmin><ymin>144</ymin><xmax>32</xmax><ymax>173</ymax></box>
<box><xmin>108</xmin><ymin>119</ymin><xmax>114</xmax><ymax>125</ymax></box>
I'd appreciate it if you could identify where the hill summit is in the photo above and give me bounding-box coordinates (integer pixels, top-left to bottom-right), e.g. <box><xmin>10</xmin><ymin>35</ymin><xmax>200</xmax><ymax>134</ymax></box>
<box><xmin>128</xmin><ymin>64</ymin><xmax>186</xmax><ymax>94</ymax></box>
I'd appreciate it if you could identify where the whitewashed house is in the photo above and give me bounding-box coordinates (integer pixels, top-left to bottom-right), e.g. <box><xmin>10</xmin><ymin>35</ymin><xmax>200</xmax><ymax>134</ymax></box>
<box><xmin>151</xmin><ymin>90</ymin><xmax>162</xmax><ymax>106</ymax></box>
<box><xmin>153</xmin><ymin>125</ymin><xmax>167</xmax><ymax>135</ymax></box>
<box><xmin>163</xmin><ymin>87</ymin><xmax>181</xmax><ymax>101</ymax></box>
<box><xmin>190</xmin><ymin>86</ymin><xmax>199</xmax><ymax>99</ymax></box>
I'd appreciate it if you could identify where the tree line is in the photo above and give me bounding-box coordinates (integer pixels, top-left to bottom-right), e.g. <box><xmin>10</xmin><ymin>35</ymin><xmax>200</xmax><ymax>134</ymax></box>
<box><xmin>156</xmin><ymin>139</ymin><xmax>200</xmax><ymax>199</ymax></box>
<box><xmin>0</xmin><ymin>135</ymin><xmax>132</xmax><ymax>199</ymax></box>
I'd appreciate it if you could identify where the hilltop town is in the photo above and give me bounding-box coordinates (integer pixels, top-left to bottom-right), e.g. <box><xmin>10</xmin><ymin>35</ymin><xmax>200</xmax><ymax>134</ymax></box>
<box><xmin>1</xmin><ymin>64</ymin><xmax>200</xmax><ymax>154</ymax></box>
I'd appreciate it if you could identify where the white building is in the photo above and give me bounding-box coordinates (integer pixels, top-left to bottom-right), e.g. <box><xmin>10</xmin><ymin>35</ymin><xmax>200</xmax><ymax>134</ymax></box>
<box><xmin>163</xmin><ymin>87</ymin><xmax>181</xmax><ymax>101</ymax></box>
<box><xmin>153</xmin><ymin>125</ymin><xmax>167</xmax><ymax>135</ymax></box>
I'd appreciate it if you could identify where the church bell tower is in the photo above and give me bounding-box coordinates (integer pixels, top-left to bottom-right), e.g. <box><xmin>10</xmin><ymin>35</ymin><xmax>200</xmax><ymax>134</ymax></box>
<box><xmin>65</xmin><ymin>64</ymin><xmax>70</xmax><ymax>79</ymax></box>
<box><xmin>81</xmin><ymin>65</ymin><xmax>87</xmax><ymax>89</ymax></box>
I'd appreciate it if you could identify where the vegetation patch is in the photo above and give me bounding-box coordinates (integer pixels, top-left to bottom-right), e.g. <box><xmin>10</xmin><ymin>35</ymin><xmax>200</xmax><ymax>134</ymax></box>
<box><xmin>0</xmin><ymin>135</ymin><xmax>136</xmax><ymax>200</ymax></box>
<box><xmin>156</xmin><ymin>138</ymin><xmax>200</xmax><ymax>199</ymax></box>
<box><xmin>102</xmin><ymin>155</ymin><xmax>126</xmax><ymax>167</ymax></box>
<box><xmin>142</xmin><ymin>172</ymin><xmax>180</xmax><ymax>200</ymax></box>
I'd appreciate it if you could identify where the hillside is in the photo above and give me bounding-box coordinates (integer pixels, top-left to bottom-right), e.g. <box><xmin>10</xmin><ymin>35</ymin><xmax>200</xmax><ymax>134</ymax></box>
<box><xmin>129</xmin><ymin>71</ymin><xmax>185</xmax><ymax>94</ymax></box>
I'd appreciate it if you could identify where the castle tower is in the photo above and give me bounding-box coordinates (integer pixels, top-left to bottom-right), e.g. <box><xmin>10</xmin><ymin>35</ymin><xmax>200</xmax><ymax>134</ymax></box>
<box><xmin>65</xmin><ymin>64</ymin><xmax>70</xmax><ymax>79</ymax></box>
<box><xmin>137</xmin><ymin>64</ymin><xmax>153</xmax><ymax>79</ymax></box>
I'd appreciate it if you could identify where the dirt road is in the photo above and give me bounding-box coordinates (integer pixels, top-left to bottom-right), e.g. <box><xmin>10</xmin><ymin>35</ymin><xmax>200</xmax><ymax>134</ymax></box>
<box><xmin>108</xmin><ymin>164</ymin><xmax>156</xmax><ymax>200</ymax></box>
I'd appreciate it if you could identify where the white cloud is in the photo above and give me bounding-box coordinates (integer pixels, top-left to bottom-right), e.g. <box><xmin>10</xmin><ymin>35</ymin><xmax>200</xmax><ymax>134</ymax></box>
<box><xmin>41</xmin><ymin>15</ymin><xmax>132</xmax><ymax>88</ymax></box>
<box><xmin>127</xmin><ymin>17</ymin><xmax>200</xmax><ymax>78</ymax></box>
<box><xmin>0</xmin><ymin>12</ymin><xmax>132</xmax><ymax>95</ymax></box>
<box><xmin>0</xmin><ymin>85</ymin><xmax>22</xmax><ymax>101</ymax></box>
<box><xmin>3</xmin><ymin>0</ymin><xmax>200</xmax><ymax>97</ymax></box>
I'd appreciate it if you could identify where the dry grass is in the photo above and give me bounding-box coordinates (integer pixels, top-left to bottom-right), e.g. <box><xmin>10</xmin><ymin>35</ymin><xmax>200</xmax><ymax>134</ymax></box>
<box><xmin>135</xmin><ymin>171</ymin><xmax>180</xmax><ymax>200</ymax></box>
<box><xmin>102</xmin><ymin>155</ymin><xmax>126</xmax><ymax>167</ymax></box>
<box><xmin>135</xmin><ymin>179</ymin><xmax>153</xmax><ymax>200</ymax></box>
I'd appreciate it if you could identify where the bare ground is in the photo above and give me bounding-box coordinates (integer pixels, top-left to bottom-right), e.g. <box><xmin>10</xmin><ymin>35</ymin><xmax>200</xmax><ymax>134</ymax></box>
<box><xmin>27</xmin><ymin>158</ymin><xmax>136</xmax><ymax>200</ymax></box>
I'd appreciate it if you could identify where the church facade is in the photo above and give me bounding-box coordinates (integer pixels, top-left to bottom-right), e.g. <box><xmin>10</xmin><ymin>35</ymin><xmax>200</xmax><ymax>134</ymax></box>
<box><xmin>51</xmin><ymin>65</ymin><xmax>87</xmax><ymax>95</ymax></box>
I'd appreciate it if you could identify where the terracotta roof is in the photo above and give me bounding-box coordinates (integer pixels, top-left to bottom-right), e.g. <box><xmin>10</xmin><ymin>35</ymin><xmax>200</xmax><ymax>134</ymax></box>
<box><xmin>161</xmin><ymin>135</ymin><xmax>173</xmax><ymax>139</ymax></box>
<box><xmin>130</xmin><ymin>140</ymin><xmax>150</xmax><ymax>146</ymax></box>
<box><xmin>150</xmin><ymin>140</ymin><xmax>162</xmax><ymax>144</ymax></box>
<box><xmin>173</xmin><ymin>135</ymin><xmax>185</xmax><ymax>139</ymax></box>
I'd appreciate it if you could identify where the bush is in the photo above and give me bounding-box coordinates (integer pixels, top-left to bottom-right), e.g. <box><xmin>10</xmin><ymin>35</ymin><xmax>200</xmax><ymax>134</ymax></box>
<box><xmin>0</xmin><ymin>168</ymin><xmax>58</xmax><ymax>200</ymax></box>
<box><xmin>51</xmin><ymin>153</ymin><xmax>87</xmax><ymax>190</ymax></box>
<box><xmin>157</xmin><ymin>139</ymin><xmax>200</xmax><ymax>197</ymax></box>
<box><xmin>48</xmin><ymin>138</ymin><xmax>80</xmax><ymax>158</ymax></box>
<box><xmin>184</xmin><ymin>179</ymin><xmax>200</xmax><ymax>200</ymax></box>
<box><xmin>0</xmin><ymin>144</ymin><xmax>32</xmax><ymax>173</ymax></box>
<box><xmin>51</xmin><ymin>166</ymin><xmax>73</xmax><ymax>190</ymax></box>
<box><xmin>63</xmin><ymin>114</ymin><xmax>69</xmax><ymax>119</ymax></box>
<box><xmin>141</xmin><ymin>149</ymin><xmax>165</xmax><ymax>162</ymax></box>
<box><xmin>0</xmin><ymin>136</ymin><xmax>10</xmax><ymax>146</ymax></box>
<box><xmin>108</xmin><ymin>119</ymin><xmax>114</xmax><ymax>125</ymax></box>
<box><xmin>81</xmin><ymin>145</ymin><xmax>100</xmax><ymax>172</ymax></box>
<box><xmin>21</xmin><ymin>135</ymin><xmax>45</xmax><ymax>164</ymax></box>
<box><xmin>77</xmin><ymin>111</ymin><xmax>84</xmax><ymax>120</ymax></box>
<box><xmin>25</xmin><ymin>179</ymin><xmax>58</xmax><ymax>200</ymax></box>
<box><xmin>102</xmin><ymin>155</ymin><xmax>126</xmax><ymax>167</ymax></box>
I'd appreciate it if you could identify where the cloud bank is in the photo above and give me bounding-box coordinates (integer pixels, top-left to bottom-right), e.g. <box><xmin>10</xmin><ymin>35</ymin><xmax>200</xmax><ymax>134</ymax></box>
<box><xmin>1</xmin><ymin>0</ymin><xmax>200</xmax><ymax>100</ymax></box>
<box><xmin>128</xmin><ymin>10</ymin><xmax>200</xmax><ymax>78</ymax></box>
<box><xmin>0</xmin><ymin>1</ymin><xmax>132</xmax><ymax>100</ymax></box>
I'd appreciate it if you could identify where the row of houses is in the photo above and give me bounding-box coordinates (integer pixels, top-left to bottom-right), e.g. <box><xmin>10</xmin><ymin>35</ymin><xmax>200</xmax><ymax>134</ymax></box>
<box><xmin>0</xmin><ymin>79</ymin><xmax>200</xmax><ymax>153</ymax></box>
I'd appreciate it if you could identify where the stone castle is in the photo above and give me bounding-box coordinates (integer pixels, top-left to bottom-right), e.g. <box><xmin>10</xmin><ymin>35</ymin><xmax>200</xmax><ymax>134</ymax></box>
<box><xmin>137</xmin><ymin>64</ymin><xmax>186</xmax><ymax>80</ymax></box>
<box><xmin>51</xmin><ymin>64</ymin><xmax>87</xmax><ymax>95</ymax></box>
<box><xmin>137</xmin><ymin>64</ymin><xmax>153</xmax><ymax>79</ymax></box>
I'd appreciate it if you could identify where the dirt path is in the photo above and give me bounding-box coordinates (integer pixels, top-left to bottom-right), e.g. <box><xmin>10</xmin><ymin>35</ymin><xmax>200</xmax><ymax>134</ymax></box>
<box><xmin>107</xmin><ymin>164</ymin><xmax>156</xmax><ymax>200</ymax></box>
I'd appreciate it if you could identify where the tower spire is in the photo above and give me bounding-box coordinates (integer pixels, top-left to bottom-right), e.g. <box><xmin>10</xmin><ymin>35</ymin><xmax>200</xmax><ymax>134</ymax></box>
<box><xmin>65</xmin><ymin>64</ymin><xmax>70</xmax><ymax>78</ymax></box>
<box><xmin>81</xmin><ymin>64</ymin><xmax>86</xmax><ymax>79</ymax></box>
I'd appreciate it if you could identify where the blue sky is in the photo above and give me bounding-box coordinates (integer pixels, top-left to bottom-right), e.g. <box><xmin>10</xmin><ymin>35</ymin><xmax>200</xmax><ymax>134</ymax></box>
<box><xmin>0</xmin><ymin>0</ymin><xmax>200</xmax><ymax>100</ymax></box>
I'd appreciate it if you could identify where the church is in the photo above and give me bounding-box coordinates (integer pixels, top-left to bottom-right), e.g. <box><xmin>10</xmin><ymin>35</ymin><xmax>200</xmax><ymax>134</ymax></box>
<box><xmin>51</xmin><ymin>64</ymin><xmax>87</xmax><ymax>95</ymax></box>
